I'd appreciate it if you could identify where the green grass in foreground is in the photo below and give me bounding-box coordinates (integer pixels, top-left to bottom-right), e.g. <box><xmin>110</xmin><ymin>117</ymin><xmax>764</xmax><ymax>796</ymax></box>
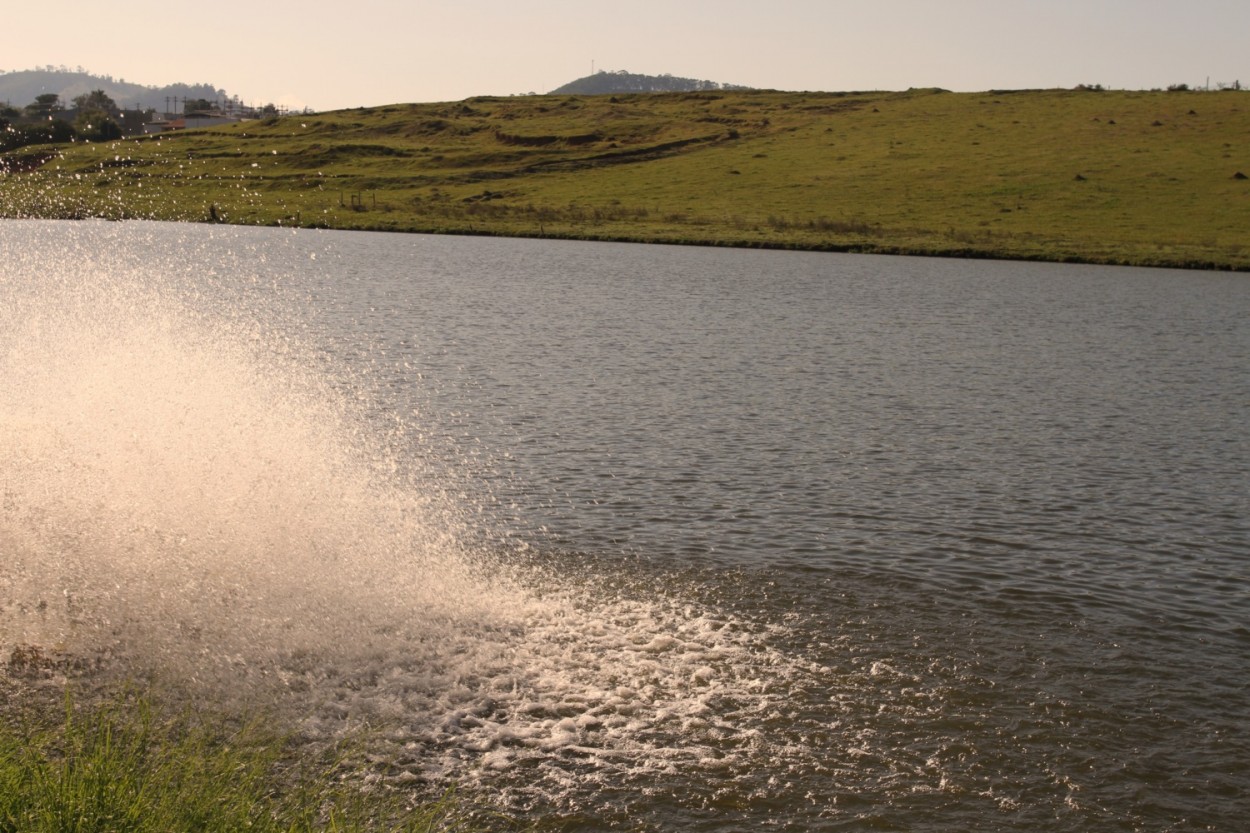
<box><xmin>0</xmin><ymin>690</ymin><xmax>515</xmax><ymax>833</ymax></box>
<box><xmin>2</xmin><ymin>87</ymin><xmax>1249</xmax><ymax>270</ymax></box>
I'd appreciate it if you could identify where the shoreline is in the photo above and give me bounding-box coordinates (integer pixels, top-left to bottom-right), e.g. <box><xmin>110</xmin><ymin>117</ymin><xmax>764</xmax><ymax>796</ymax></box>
<box><xmin>7</xmin><ymin>212</ymin><xmax>1247</xmax><ymax>273</ymax></box>
<box><xmin>3</xmin><ymin>87</ymin><xmax>1248</xmax><ymax>273</ymax></box>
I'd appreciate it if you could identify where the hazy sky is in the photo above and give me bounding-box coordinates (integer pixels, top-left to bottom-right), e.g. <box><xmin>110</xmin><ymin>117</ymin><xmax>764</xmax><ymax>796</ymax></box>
<box><xmin>7</xmin><ymin>1</ymin><xmax>1247</xmax><ymax>111</ymax></box>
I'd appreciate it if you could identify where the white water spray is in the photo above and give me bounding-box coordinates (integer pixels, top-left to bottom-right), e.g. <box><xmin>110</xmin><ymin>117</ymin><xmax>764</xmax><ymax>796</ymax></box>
<box><xmin>1</xmin><ymin>221</ymin><xmax>824</xmax><ymax>816</ymax></box>
<box><xmin>2</xmin><ymin>222</ymin><xmax>496</xmax><ymax>681</ymax></box>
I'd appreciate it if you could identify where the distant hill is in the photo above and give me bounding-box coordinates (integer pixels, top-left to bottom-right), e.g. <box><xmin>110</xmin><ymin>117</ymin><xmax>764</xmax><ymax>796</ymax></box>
<box><xmin>551</xmin><ymin>69</ymin><xmax>752</xmax><ymax>95</ymax></box>
<box><xmin>0</xmin><ymin>67</ymin><xmax>229</xmax><ymax>112</ymax></box>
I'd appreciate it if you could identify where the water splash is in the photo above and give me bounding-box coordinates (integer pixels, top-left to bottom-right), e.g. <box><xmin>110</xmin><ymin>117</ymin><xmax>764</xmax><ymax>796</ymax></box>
<box><xmin>3</xmin><ymin>222</ymin><xmax>480</xmax><ymax>675</ymax></box>
<box><xmin>0</xmin><ymin>221</ymin><xmax>825</xmax><ymax>824</ymax></box>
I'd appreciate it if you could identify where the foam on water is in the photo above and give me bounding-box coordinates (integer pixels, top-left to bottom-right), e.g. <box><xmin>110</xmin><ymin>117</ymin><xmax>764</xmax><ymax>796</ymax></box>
<box><xmin>0</xmin><ymin>222</ymin><xmax>826</xmax><ymax>821</ymax></box>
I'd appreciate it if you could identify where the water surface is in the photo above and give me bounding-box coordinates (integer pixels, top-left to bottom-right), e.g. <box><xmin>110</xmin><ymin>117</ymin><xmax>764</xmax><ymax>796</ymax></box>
<box><xmin>2</xmin><ymin>221</ymin><xmax>1247</xmax><ymax>831</ymax></box>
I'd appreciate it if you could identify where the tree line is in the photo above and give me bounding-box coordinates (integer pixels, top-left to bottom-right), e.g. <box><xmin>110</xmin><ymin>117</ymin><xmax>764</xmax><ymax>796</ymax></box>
<box><xmin>1</xmin><ymin>89</ymin><xmax>132</xmax><ymax>150</ymax></box>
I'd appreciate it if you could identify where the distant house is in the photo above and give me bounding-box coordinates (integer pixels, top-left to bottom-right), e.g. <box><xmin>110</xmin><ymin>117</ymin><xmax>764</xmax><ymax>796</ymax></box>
<box><xmin>144</xmin><ymin>111</ymin><xmax>240</xmax><ymax>133</ymax></box>
<box><xmin>181</xmin><ymin>112</ymin><xmax>238</xmax><ymax>128</ymax></box>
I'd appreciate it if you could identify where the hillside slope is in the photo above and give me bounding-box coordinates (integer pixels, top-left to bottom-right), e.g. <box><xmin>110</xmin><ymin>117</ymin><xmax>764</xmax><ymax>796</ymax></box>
<box><xmin>2</xmin><ymin>88</ymin><xmax>1248</xmax><ymax>270</ymax></box>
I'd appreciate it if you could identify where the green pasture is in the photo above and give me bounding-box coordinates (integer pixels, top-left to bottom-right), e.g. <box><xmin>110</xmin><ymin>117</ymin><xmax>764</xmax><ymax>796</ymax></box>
<box><xmin>3</xmin><ymin>87</ymin><xmax>1248</xmax><ymax>269</ymax></box>
<box><xmin>0</xmin><ymin>682</ymin><xmax>520</xmax><ymax>833</ymax></box>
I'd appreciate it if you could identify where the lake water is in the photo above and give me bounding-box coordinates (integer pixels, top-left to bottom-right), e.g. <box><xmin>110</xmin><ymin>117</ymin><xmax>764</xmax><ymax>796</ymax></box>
<box><xmin>2</xmin><ymin>220</ymin><xmax>1247</xmax><ymax>831</ymax></box>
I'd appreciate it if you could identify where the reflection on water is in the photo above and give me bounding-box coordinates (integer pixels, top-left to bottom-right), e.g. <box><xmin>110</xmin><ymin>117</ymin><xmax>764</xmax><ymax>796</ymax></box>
<box><xmin>1</xmin><ymin>221</ymin><xmax>1247</xmax><ymax>831</ymax></box>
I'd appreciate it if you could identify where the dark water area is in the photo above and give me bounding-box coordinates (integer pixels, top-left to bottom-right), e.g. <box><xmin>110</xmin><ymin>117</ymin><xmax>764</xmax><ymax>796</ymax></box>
<box><xmin>2</xmin><ymin>221</ymin><xmax>1247</xmax><ymax>831</ymax></box>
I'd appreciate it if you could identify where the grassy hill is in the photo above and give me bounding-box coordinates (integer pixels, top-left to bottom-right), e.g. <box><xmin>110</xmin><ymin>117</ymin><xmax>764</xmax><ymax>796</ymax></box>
<box><xmin>3</xmin><ymin>87</ymin><xmax>1249</xmax><ymax>270</ymax></box>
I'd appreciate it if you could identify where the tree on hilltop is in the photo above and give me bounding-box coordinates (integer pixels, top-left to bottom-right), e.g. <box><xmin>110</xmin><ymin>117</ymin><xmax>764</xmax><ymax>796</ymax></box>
<box><xmin>72</xmin><ymin>88</ymin><xmax>122</xmax><ymax>141</ymax></box>
<box><xmin>73</xmin><ymin>89</ymin><xmax>118</xmax><ymax>114</ymax></box>
<box><xmin>24</xmin><ymin>93</ymin><xmax>61</xmax><ymax>117</ymax></box>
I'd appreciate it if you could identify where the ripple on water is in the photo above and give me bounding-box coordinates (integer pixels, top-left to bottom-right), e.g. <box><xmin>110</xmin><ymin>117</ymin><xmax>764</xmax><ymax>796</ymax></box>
<box><xmin>3</xmin><ymin>222</ymin><xmax>1248</xmax><ymax>831</ymax></box>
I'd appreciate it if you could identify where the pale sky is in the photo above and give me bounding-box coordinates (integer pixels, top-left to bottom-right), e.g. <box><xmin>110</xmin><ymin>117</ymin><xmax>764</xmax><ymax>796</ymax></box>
<box><xmin>8</xmin><ymin>1</ymin><xmax>1247</xmax><ymax>111</ymax></box>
